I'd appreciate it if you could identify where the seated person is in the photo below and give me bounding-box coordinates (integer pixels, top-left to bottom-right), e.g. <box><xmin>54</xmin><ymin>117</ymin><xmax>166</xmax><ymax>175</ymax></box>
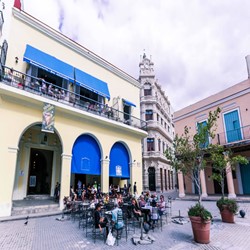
<box><xmin>157</xmin><ymin>195</ymin><xmax>166</xmax><ymax>216</ymax></box>
<box><xmin>131</xmin><ymin>198</ymin><xmax>143</xmax><ymax>220</ymax></box>
<box><xmin>117</xmin><ymin>193</ymin><xmax>123</xmax><ymax>207</ymax></box>
<box><xmin>139</xmin><ymin>195</ymin><xmax>146</xmax><ymax>208</ymax></box>
<box><xmin>131</xmin><ymin>198</ymin><xmax>151</xmax><ymax>227</ymax></box>
<box><xmin>112</xmin><ymin>204</ymin><xmax>124</xmax><ymax>230</ymax></box>
<box><xmin>94</xmin><ymin>203</ymin><xmax>108</xmax><ymax>235</ymax></box>
<box><xmin>103</xmin><ymin>194</ymin><xmax>110</xmax><ymax>205</ymax></box>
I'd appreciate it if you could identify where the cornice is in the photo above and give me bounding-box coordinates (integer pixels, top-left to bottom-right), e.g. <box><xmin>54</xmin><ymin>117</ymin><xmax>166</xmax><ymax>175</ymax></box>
<box><xmin>174</xmin><ymin>87</ymin><xmax>250</xmax><ymax>122</ymax></box>
<box><xmin>12</xmin><ymin>8</ymin><xmax>140</xmax><ymax>88</ymax></box>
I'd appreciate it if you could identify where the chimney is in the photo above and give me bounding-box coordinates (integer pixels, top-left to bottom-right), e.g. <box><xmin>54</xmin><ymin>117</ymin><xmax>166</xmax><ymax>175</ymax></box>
<box><xmin>246</xmin><ymin>55</ymin><xmax>250</xmax><ymax>78</ymax></box>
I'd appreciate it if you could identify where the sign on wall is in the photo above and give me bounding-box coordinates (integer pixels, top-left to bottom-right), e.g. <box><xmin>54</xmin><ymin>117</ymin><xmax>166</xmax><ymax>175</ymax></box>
<box><xmin>42</xmin><ymin>103</ymin><xmax>55</xmax><ymax>133</ymax></box>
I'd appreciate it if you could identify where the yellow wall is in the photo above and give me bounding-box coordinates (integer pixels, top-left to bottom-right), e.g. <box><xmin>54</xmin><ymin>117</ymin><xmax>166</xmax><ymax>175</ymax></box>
<box><xmin>0</xmin><ymin>8</ymin><xmax>147</xmax><ymax>217</ymax></box>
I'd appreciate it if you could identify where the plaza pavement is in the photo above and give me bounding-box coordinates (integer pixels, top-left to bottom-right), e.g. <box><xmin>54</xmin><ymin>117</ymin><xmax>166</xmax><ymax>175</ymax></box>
<box><xmin>1</xmin><ymin>195</ymin><xmax>250</xmax><ymax>249</ymax></box>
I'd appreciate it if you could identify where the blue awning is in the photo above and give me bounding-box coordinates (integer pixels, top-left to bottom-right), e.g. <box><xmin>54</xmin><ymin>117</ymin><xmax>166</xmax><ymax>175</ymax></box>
<box><xmin>123</xmin><ymin>99</ymin><xmax>136</xmax><ymax>107</ymax></box>
<box><xmin>75</xmin><ymin>68</ymin><xmax>110</xmax><ymax>100</ymax></box>
<box><xmin>109</xmin><ymin>143</ymin><xmax>130</xmax><ymax>179</ymax></box>
<box><xmin>23</xmin><ymin>45</ymin><xmax>75</xmax><ymax>82</ymax></box>
<box><xmin>71</xmin><ymin>135</ymin><xmax>101</xmax><ymax>175</ymax></box>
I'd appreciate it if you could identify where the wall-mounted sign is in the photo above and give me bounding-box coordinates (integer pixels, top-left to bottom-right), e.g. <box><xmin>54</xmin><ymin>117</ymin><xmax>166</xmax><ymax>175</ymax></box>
<box><xmin>29</xmin><ymin>176</ymin><xmax>36</xmax><ymax>187</ymax></box>
<box><xmin>42</xmin><ymin>103</ymin><xmax>55</xmax><ymax>133</ymax></box>
<box><xmin>116</xmin><ymin>165</ymin><xmax>122</xmax><ymax>176</ymax></box>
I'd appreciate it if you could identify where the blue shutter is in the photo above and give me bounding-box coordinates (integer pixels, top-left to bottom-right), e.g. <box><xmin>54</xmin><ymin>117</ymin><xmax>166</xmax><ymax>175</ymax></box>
<box><xmin>197</xmin><ymin>121</ymin><xmax>209</xmax><ymax>148</ymax></box>
<box><xmin>224</xmin><ymin>110</ymin><xmax>242</xmax><ymax>143</ymax></box>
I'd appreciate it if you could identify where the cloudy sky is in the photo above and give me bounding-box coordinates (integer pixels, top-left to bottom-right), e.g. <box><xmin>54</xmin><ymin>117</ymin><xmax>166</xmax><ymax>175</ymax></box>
<box><xmin>22</xmin><ymin>0</ymin><xmax>250</xmax><ymax>111</ymax></box>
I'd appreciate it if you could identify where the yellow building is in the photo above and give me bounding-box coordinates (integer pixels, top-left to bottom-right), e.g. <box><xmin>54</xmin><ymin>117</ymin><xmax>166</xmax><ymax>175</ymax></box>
<box><xmin>0</xmin><ymin>1</ymin><xmax>147</xmax><ymax>217</ymax></box>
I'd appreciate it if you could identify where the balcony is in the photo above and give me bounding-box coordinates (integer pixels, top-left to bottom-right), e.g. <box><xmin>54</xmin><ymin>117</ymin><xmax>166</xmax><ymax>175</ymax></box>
<box><xmin>143</xmin><ymin>150</ymin><xmax>170</xmax><ymax>163</ymax></box>
<box><xmin>0</xmin><ymin>66</ymin><xmax>147</xmax><ymax>130</ymax></box>
<box><xmin>146</xmin><ymin>120</ymin><xmax>173</xmax><ymax>142</ymax></box>
<box><xmin>216</xmin><ymin>125</ymin><xmax>250</xmax><ymax>149</ymax></box>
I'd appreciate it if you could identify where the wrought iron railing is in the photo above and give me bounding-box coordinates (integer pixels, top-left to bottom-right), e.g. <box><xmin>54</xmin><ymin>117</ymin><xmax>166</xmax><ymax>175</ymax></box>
<box><xmin>216</xmin><ymin>125</ymin><xmax>250</xmax><ymax>145</ymax></box>
<box><xmin>0</xmin><ymin>66</ymin><xmax>147</xmax><ymax>130</ymax></box>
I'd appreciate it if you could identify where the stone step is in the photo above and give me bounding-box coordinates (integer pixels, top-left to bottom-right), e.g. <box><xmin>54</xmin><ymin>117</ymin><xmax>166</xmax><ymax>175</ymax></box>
<box><xmin>12</xmin><ymin>203</ymin><xmax>60</xmax><ymax>216</ymax></box>
<box><xmin>24</xmin><ymin>195</ymin><xmax>53</xmax><ymax>200</ymax></box>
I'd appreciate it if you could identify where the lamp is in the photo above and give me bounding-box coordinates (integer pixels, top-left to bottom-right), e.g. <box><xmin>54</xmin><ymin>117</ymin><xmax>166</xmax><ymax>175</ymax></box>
<box><xmin>15</xmin><ymin>56</ymin><xmax>19</xmax><ymax>64</ymax></box>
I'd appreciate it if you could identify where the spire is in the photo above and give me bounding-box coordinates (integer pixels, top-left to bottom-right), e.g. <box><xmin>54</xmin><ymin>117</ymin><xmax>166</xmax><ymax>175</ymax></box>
<box><xmin>14</xmin><ymin>0</ymin><xmax>21</xmax><ymax>10</ymax></box>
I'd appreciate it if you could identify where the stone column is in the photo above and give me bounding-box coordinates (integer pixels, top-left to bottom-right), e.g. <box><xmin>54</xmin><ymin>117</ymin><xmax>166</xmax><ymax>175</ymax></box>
<box><xmin>177</xmin><ymin>171</ymin><xmax>185</xmax><ymax>198</ymax></box>
<box><xmin>226</xmin><ymin>162</ymin><xmax>236</xmax><ymax>198</ymax></box>
<box><xmin>59</xmin><ymin>153</ymin><xmax>72</xmax><ymax>210</ymax></box>
<box><xmin>101</xmin><ymin>158</ymin><xmax>110</xmax><ymax>193</ymax></box>
<box><xmin>0</xmin><ymin>146</ymin><xmax>19</xmax><ymax>217</ymax></box>
<box><xmin>200</xmin><ymin>169</ymin><xmax>208</xmax><ymax>198</ymax></box>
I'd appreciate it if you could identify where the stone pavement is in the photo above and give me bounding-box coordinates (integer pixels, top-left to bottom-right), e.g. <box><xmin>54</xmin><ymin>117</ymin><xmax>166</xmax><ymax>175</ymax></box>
<box><xmin>1</xmin><ymin>198</ymin><xmax>250</xmax><ymax>250</ymax></box>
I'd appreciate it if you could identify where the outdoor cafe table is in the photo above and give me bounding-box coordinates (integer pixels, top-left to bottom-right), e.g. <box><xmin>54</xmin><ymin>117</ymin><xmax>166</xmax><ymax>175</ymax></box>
<box><xmin>141</xmin><ymin>205</ymin><xmax>152</xmax><ymax>213</ymax></box>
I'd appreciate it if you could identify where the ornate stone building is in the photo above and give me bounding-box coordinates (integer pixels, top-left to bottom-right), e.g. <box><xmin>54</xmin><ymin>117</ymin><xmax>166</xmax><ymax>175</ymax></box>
<box><xmin>139</xmin><ymin>53</ymin><xmax>175</xmax><ymax>192</ymax></box>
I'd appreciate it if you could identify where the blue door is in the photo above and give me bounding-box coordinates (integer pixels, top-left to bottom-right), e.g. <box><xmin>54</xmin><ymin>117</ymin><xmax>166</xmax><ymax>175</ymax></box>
<box><xmin>240</xmin><ymin>162</ymin><xmax>250</xmax><ymax>194</ymax></box>
<box><xmin>224</xmin><ymin>110</ymin><xmax>242</xmax><ymax>143</ymax></box>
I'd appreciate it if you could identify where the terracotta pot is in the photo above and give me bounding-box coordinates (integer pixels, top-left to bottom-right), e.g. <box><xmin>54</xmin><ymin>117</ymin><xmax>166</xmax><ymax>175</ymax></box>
<box><xmin>189</xmin><ymin>216</ymin><xmax>211</xmax><ymax>244</ymax></box>
<box><xmin>220</xmin><ymin>206</ymin><xmax>235</xmax><ymax>223</ymax></box>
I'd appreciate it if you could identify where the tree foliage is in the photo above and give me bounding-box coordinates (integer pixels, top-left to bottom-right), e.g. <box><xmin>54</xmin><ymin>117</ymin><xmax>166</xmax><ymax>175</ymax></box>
<box><xmin>165</xmin><ymin>107</ymin><xmax>248</xmax><ymax>203</ymax></box>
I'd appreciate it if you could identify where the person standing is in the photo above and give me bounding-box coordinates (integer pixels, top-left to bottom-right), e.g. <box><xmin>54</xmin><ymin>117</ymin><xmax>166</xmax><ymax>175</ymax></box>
<box><xmin>133</xmin><ymin>182</ymin><xmax>137</xmax><ymax>195</ymax></box>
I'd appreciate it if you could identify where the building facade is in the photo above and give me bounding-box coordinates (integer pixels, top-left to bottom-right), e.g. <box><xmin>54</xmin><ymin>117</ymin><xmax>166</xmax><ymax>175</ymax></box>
<box><xmin>174</xmin><ymin>57</ymin><xmax>250</xmax><ymax>198</ymax></box>
<box><xmin>0</xmin><ymin>1</ymin><xmax>147</xmax><ymax>217</ymax></box>
<box><xmin>139</xmin><ymin>53</ymin><xmax>175</xmax><ymax>192</ymax></box>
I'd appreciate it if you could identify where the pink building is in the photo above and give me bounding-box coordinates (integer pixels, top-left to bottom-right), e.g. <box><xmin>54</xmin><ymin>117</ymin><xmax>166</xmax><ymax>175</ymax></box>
<box><xmin>174</xmin><ymin>57</ymin><xmax>250</xmax><ymax>198</ymax></box>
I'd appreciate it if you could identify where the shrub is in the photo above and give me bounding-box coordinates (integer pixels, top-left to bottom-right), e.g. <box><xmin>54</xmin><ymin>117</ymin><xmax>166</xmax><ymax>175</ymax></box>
<box><xmin>216</xmin><ymin>197</ymin><xmax>238</xmax><ymax>214</ymax></box>
<box><xmin>188</xmin><ymin>203</ymin><xmax>212</xmax><ymax>221</ymax></box>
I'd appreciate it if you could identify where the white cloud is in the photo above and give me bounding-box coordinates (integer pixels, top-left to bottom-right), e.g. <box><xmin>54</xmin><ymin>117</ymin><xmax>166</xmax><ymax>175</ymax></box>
<box><xmin>23</xmin><ymin>0</ymin><xmax>250</xmax><ymax>111</ymax></box>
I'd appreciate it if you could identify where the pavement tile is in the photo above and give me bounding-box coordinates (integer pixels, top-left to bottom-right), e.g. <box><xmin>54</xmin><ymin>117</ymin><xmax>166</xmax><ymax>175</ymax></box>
<box><xmin>1</xmin><ymin>198</ymin><xmax>250</xmax><ymax>249</ymax></box>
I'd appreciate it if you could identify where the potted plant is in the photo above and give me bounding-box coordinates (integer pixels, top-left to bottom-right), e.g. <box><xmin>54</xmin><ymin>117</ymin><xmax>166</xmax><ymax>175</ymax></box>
<box><xmin>165</xmin><ymin>108</ymin><xmax>221</xmax><ymax>244</ymax></box>
<box><xmin>216</xmin><ymin>197</ymin><xmax>238</xmax><ymax>223</ymax></box>
<box><xmin>188</xmin><ymin>203</ymin><xmax>212</xmax><ymax>244</ymax></box>
<box><xmin>209</xmin><ymin>145</ymin><xmax>248</xmax><ymax>223</ymax></box>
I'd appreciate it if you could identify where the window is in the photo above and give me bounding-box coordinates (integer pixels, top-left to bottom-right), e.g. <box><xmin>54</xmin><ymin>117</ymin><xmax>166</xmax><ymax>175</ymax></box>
<box><xmin>197</xmin><ymin>120</ymin><xmax>209</xmax><ymax>148</ymax></box>
<box><xmin>144</xmin><ymin>82</ymin><xmax>152</xmax><ymax>96</ymax></box>
<box><xmin>162</xmin><ymin>142</ymin><xmax>165</xmax><ymax>153</ymax></box>
<box><xmin>147</xmin><ymin>138</ymin><xmax>155</xmax><ymax>151</ymax></box>
<box><xmin>224</xmin><ymin>110</ymin><xmax>242</xmax><ymax>143</ymax></box>
<box><xmin>158</xmin><ymin>139</ymin><xmax>161</xmax><ymax>151</ymax></box>
<box><xmin>145</xmin><ymin>110</ymin><xmax>153</xmax><ymax>120</ymax></box>
<box><xmin>161</xmin><ymin>118</ymin><xmax>163</xmax><ymax>125</ymax></box>
<box><xmin>157</xmin><ymin>114</ymin><xmax>159</xmax><ymax>121</ymax></box>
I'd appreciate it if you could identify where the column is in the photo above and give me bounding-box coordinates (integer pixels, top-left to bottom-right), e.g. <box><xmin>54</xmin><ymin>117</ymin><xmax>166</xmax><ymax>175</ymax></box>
<box><xmin>130</xmin><ymin>161</ymin><xmax>136</xmax><ymax>194</ymax></box>
<box><xmin>0</xmin><ymin>146</ymin><xmax>18</xmax><ymax>217</ymax></box>
<box><xmin>200</xmin><ymin>169</ymin><xmax>208</xmax><ymax>198</ymax></box>
<box><xmin>178</xmin><ymin>171</ymin><xmax>185</xmax><ymax>198</ymax></box>
<box><xmin>101</xmin><ymin>158</ymin><xmax>110</xmax><ymax>193</ymax></box>
<box><xmin>59</xmin><ymin>153</ymin><xmax>72</xmax><ymax>210</ymax></box>
<box><xmin>226</xmin><ymin>162</ymin><xmax>236</xmax><ymax>198</ymax></box>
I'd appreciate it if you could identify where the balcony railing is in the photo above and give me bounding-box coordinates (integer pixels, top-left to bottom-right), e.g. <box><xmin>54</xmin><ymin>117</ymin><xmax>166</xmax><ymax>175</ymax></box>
<box><xmin>0</xmin><ymin>66</ymin><xmax>147</xmax><ymax>130</ymax></box>
<box><xmin>216</xmin><ymin>125</ymin><xmax>250</xmax><ymax>145</ymax></box>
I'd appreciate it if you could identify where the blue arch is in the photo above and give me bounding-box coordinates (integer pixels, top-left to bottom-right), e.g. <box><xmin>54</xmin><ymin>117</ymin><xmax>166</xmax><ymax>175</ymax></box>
<box><xmin>71</xmin><ymin>134</ymin><xmax>101</xmax><ymax>175</ymax></box>
<box><xmin>109</xmin><ymin>142</ymin><xmax>130</xmax><ymax>179</ymax></box>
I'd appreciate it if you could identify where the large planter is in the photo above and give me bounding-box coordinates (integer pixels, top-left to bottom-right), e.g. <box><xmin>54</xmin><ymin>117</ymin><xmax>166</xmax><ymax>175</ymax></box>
<box><xmin>189</xmin><ymin>216</ymin><xmax>211</xmax><ymax>244</ymax></box>
<box><xmin>220</xmin><ymin>206</ymin><xmax>235</xmax><ymax>223</ymax></box>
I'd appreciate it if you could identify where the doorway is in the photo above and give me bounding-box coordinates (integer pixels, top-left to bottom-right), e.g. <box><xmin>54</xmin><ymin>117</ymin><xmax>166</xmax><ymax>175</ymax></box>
<box><xmin>148</xmin><ymin>167</ymin><xmax>156</xmax><ymax>191</ymax></box>
<box><xmin>27</xmin><ymin>148</ymin><xmax>53</xmax><ymax>195</ymax></box>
